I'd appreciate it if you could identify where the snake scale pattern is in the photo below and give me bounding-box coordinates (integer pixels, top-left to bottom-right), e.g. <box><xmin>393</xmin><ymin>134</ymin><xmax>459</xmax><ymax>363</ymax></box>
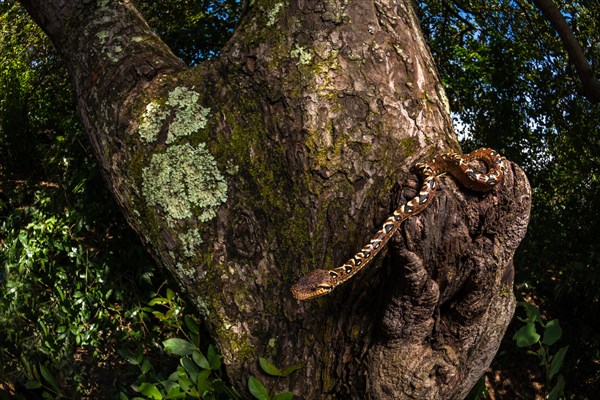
<box><xmin>291</xmin><ymin>148</ymin><xmax>505</xmax><ymax>300</ymax></box>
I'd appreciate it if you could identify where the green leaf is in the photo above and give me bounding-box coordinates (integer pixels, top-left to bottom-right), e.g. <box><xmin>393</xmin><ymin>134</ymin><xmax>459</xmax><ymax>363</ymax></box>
<box><xmin>280</xmin><ymin>364</ymin><xmax>303</xmax><ymax>377</ymax></box>
<box><xmin>192</xmin><ymin>350</ymin><xmax>210</xmax><ymax>369</ymax></box>
<box><xmin>141</xmin><ymin>359</ymin><xmax>153</xmax><ymax>375</ymax></box>
<box><xmin>39</xmin><ymin>364</ymin><xmax>60</xmax><ymax>393</ymax></box>
<box><xmin>248</xmin><ymin>376</ymin><xmax>270</xmax><ymax>400</ymax></box>
<box><xmin>519</xmin><ymin>301</ymin><xmax>542</xmax><ymax>324</ymax></box>
<box><xmin>165</xmin><ymin>384</ymin><xmax>185</xmax><ymax>399</ymax></box>
<box><xmin>117</xmin><ymin>346</ymin><xmax>144</xmax><ymax>366</ymax></box>
<box><xmin>163</xmin><ymin>338</ymin><xmax>197</xmax><ymax>356</ymax></box>
<box><xmin>180</xmin><ymin>357</ymin><xmax>199</xmax><ymax>382</ymax></box>
<box><xmin>138</xmin><ymin>383</ymin><xmax>163</xmax><ymax>400</ymax></box>
<box><xmin>184</xmin><ymin>315</ymin><xmax>199</xmax><ymax>335</ymax></box>
<box><xmin>148</xmin><ymin>297</ymin><xmax>169</xmax><ymax>306</ymax></box>
<box><xmin>272</xmin><ymin>392</ymin><xmax>294</xmax><ymax>400</ymax></box>
<box><xmin>549</xmin><ymin>346</ymin><xmax>569</xmax><ymax>382</ymax></box>
<box><xmin>513</xmin><ymin>322</ymin><xmax>540</xmax><ymax>347</ymax></box>
<box><xmin>161</xmin><ymin>379</ymin><xmax>178</xmax><ymax>393</ymax></box>
<box><xmin>207</xmin><ymin>344</ymin><xmax>223</xmax><ymax>370</ymax></box>
<box><xmin>24</xmin><ymin>380</ymin><xmax>42</xmax><ymax>389</ymax></box>
<box><xmin>178</xmin><ymin>375</ymin><xmax>195</xmax><ymax>394</ymax></box>
<box><xmin>166</xmin><ymin>288</ymin><xmax>175</xmax><ymax>301</ymax></box>
<box><xmin>259</xmin><ymin>357</ymin><xmax>282</xmax><ymax>376</ymax></box>
<box><xmin>546</xmin><ymin>375</ymin><xmax>565</xmax><ymax>400</ymax></box>
<box><xmin>542</xmin><ymin>319</ymin><xmax>562</xmax><ymax>346</ymax></box>
<box><xmin>196</xmin><ymin>369</ymin><xmax>212</xmax><ymax>394</ymax></box>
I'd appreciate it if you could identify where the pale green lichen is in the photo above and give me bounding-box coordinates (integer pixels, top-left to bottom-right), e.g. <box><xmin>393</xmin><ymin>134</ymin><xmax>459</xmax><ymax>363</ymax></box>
<box><xmin>94</xmin><ymin>27</ymin><xmax>118</xmax><ymax>62</ymax></box>
<box><xmin>225</xmin><ymin>160</ymin><xmax>239</xmax><ymax>175</ymax></box>
<box><xmin>290</xmin><ymin>44</ymin><xmax>313</xmax><ymax>65</ymax></box>
<box><xmin>180</xmin><ymin>228</ymin><xmax>204</xmax><ymax>258</ymax></box>
<box><xmin>138</xmin><ymin>86</ymin><xmax>210</xmax><ymax>144</ymax></box>
<box><xmin>142</xmin><ymin>143</ymin><xmax>228</xmax><ymax>224</ymax></box>
<box><xmin>266</xmin><ymin>2</ymin><xmax>284</xmax><ymax>26</ymax></box>
<box><xmin>165</xmin><ymin>87</ymin><xmax>211</xmax><ymax>143</ymax></box>
<box><xmin>195</xmin><ymin>296</ymin><xmax>211</xmax><ymax>316</ymax></box>
<box><xmin>175</xmin><ymin>262</ymin><xmax>196</xmax><ymax>278</ymax></box>
<box><xmin>437</xmin><ymin>84</ymin><xmax>451</xmax><ymax>114</ymax></box>
<box><xmin>96</xmin><ymin>31</ymin><xmax>108</xmax><ymax>43</ymax></box>
<box><xmin>139</xmin><ymin>101</ymin><xmax>168</xmax><ymax>143</ymax></box>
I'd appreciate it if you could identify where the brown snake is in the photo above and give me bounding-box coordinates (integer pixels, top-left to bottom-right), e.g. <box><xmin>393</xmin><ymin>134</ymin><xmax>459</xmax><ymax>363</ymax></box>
<box><xmin>291</xmin><ymin>148</ymin><xmax>505</xmax><ymax>300</ymax></box>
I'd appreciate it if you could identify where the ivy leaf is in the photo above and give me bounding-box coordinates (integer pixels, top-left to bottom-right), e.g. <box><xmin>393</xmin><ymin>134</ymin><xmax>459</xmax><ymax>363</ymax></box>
<box><xmin>118</xmin><ymin>348</ymin><xmax>141</xmax><ymax>365</ymax></box>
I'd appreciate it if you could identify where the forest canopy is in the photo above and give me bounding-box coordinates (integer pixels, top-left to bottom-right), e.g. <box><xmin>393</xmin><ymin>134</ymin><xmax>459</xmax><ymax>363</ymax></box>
<box><xmin>1</xmin><ymin>0</ymin><xmax>599</xmax><ymax>398</ymax></box>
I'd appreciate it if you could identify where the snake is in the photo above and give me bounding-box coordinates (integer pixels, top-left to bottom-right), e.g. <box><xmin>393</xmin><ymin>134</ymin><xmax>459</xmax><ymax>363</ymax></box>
<box><xmin>291</xmin><ymin>148</ymin><xmax>505</xmax><ymax>301</ymax></box>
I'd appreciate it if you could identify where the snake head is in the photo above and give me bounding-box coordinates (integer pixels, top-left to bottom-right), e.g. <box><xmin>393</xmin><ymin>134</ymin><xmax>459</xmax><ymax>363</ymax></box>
<box><xmin>291</xmin><ymin>269</ymin><xmax>337</xmax><ymax>300</ymax></box>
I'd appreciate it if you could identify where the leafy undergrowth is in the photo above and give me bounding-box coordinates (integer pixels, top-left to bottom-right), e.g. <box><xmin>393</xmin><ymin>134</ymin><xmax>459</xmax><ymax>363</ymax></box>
<box><xmin>473</xmin><ymin>278</ymin><xmax>597</xmax><ymax>400</ymax></box>
<box><xmin>0</xmin><ymin>170</ymin><xmax>301</xmax><ymax>399</ymax></box>
<box><xmin>0</xmin><ymin>172</ymin><xmax>167</xmax><ymax>398</ymax></box>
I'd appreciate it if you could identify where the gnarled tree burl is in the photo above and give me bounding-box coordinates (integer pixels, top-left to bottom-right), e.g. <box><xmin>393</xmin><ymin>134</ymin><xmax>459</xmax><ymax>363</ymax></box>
<box><xmin>20</xmin><ymin>0</ymin><xmax>531</xmax><ymax>398</ymax></box>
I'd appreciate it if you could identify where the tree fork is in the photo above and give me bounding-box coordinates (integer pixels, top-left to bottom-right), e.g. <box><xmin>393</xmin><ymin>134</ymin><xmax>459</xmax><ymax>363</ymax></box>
<box><xmin>19</xmin><ymin>0</ymin><xmax>531</xmax><ymax>397</ymax></box>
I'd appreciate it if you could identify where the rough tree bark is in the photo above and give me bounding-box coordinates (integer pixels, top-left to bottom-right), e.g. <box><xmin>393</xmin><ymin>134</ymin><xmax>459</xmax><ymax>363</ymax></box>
<box><xmin>19</xmin><ymin>0</ymin><xmax>531</xmax><ymax>398</ymax></box>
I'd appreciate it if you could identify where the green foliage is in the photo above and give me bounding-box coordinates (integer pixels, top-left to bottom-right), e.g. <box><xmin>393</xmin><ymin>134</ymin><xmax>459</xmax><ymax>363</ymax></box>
<box><xmin>119</xmin><ymin>289</ymin><xmax>242</xmax><ymax>400</ymax></box>
<box><xmin>135</xmin><ymin>0</ymin><xmax>242</xmax><ymax>64</ymax></box>
<box><xmin>513</xmin><ymin>302</ymin><xmax>569</xmax><ymax>399</ymax></box>
<box><xmin>0</xmin><ymin>1</ymin><xmax>76</xmax><ymax>174</ymax></box>
<box><xmin>465</xmin><ymin>375</ymin><xmax>488</xmax><ymax>400</ymax></box>
<box><xmin>0</xmin><ymin>162</ymin><xmax>162</xmax><ymax>398</ymax></box>
<box><xmin>117</xmin><ymin>288</ymin><xmax>303</xmax><ymax>400</ymax></box>
<box><xmin>246</xmin><ymin>358</ymin><xmax>300</xmax><ymax>400</ymax></box>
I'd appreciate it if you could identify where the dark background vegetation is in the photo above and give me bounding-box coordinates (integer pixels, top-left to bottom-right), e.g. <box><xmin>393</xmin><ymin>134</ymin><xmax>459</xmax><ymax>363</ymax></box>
<box><xmin>1</xmin><ymin>0</ymin><xmax>598</xmax><ymax>398</ymax></box>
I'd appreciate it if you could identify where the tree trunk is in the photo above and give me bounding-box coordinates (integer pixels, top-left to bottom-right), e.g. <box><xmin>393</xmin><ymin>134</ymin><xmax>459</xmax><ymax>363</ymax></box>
<box><xmin>19</xmin><ymin>0</ymin><xmax>531</xmax><ymax>398</ymax></box>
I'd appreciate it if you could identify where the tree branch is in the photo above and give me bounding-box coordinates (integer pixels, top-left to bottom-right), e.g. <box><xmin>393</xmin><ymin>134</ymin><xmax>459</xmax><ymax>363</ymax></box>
<box><xmin>532</xmin><ymin>0</ymin><xmax>600</xmax><ymax>103</ymax></box>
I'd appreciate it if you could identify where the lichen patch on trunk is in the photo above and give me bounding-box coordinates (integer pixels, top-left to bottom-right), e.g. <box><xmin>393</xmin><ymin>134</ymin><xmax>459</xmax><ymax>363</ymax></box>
<box><xmin>141</xmin><ymin>143</ymin><xmax>228</xmax><ymax>224</ymax></box>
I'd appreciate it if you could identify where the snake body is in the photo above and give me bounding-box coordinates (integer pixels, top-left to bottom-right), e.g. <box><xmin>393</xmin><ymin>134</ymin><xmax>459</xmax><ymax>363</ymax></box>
<box><xmin>291</xmin><ymin>148</ymin><xmax>505</xmax><ymax>301</ymax></box>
